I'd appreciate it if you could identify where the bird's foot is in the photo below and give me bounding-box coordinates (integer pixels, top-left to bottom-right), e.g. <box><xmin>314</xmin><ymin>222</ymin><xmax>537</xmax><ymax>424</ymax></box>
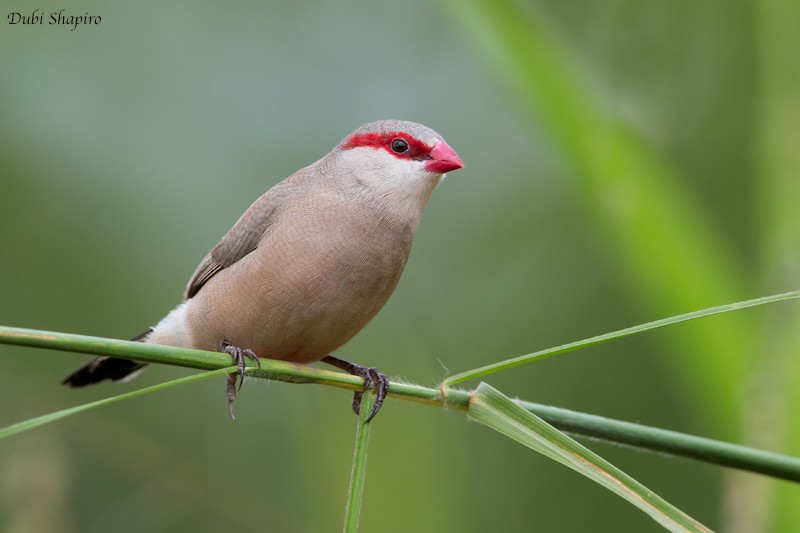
<box><xmin>221</xmin><ymin>342</ymin><xmax>260</xmax><ymax>420</ymax></box>
<box><xmin>322</xmin><ymin>355</ymin><xmax>389</xmax><ymax>423</ymax></box>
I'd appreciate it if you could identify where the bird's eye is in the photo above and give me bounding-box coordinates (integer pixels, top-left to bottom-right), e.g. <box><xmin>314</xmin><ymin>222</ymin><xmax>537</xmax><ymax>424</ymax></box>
<box><xmin>390</xmin><ymin>138</ymin><xmax>409</xmax><ymax>154</ymax></box>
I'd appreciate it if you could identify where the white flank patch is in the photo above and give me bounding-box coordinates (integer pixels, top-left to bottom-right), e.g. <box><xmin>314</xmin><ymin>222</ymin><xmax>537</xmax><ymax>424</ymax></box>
<box><xmin>147</xmin><ymin>302</ymin><xmax>192</xmax><ymax>348</ymax></box>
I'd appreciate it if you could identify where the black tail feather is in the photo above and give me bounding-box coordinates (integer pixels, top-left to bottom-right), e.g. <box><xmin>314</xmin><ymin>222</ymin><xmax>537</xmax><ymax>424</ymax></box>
<box><xmin>61</xmin><ymin>329</ymin><xmax>152</xmax><ymax>388</ymax></box>
<box><xmin>130</xmin><ymin>329</ymin><xmax>152</xmax><ymax>342</ymax></box>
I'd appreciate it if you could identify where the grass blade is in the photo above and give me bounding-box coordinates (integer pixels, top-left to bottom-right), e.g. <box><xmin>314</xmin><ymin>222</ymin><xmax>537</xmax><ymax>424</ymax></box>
<box><xmin>444</xmin><ymin>289</ymin><xmax>800</xmax><ymax>385</ymax></box>
<box><xmin>468</xmin><ymin>383</ymin><xmax>711</xmax><ymax>532</ymax></box>
<box><xmin>0</xmin><ymin>368</ymin><xmax>234</xmax><ymax>439</ymax></box>
<box><xmin>441</xmin><ymin>0</ymin><xmax>751</xmax><ymax>426</ymax></box>
<box><xmin>343</xmin><ymin>392</ymin><xmax>376</xmax><ymax>533</ymax></box>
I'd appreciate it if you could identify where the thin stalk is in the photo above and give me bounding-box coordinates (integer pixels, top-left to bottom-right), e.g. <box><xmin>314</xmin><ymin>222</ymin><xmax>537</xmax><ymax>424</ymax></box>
<box><xmin>443</xmin><ymin>289</ymin><xmax>800</xmax><ymax>386</ymax></box>
<box><xmin>343</xmin><ymin>392</ymin><xmax>376</xmax><ymax>533</ymax></box>
<box><xmin>2</xmin><ymin>325</ymin><xmax>800</xmax><ymax>481</ymax></box>
<box><xmin>0</xmin><ymin>368</ymin><xmax>234</xmax><ymax>438</ymax></box>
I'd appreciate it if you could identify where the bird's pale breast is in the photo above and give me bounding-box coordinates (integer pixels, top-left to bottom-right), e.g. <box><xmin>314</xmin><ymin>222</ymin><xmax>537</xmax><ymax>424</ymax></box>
<box><xmin>183</xmin><ymin>198</ymin><xmax>412</xmax><ymax>362</ymax></box>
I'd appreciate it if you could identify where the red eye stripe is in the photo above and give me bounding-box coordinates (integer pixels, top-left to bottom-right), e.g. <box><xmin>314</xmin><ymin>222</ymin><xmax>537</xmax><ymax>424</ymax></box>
<box><xmin>342</xmin><ymin>132</ymin><xmax>432</xmax><ymax>160</ymax></box>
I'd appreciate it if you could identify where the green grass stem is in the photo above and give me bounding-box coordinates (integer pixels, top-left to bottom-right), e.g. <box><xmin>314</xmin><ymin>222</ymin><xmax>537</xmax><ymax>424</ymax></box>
<box><xmin>343</xmin><ymin>392</ymin><xmax>376</xmax><ymax>533</ymax></box>
<box><xmin>2</xmin><ymin>325</ymin><xmax>800</xmax><ymax>482</ymax></box>
<box><xmin>443</xmin><ymin>289</ymin><xmax>800</xmax><ymax>386</ymax></box>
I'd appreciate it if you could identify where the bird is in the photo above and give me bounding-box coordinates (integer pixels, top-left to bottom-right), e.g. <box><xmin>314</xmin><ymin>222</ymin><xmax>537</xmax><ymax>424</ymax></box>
<box><xmin>62</xmin><ymin>120</ymin><xmax>463</xmax><ymax>421</ymax></box>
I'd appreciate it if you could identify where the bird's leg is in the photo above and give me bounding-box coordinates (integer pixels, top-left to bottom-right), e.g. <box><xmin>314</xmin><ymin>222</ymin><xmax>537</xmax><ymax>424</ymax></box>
<box><xmin>221</xmin><ymin>342</ymin><xmax>261</xmax><ymax>420</ymax></box>
<box><xmin>322</xmin><ymin>355</ymin><xmax>389</xmax><ymax>423</ymax></box>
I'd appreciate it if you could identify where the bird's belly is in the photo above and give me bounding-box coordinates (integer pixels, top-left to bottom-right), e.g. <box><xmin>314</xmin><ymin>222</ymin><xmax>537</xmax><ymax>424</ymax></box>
<box><xmin>183</xmin><ymin>234</ymin><xmax>408</xmax><ymax>363</ymax></box>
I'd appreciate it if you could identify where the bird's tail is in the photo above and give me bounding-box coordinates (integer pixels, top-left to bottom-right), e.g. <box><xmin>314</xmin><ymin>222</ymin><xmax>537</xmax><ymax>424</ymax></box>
<box><xmin>61</xmin><ymin>329</ymin><xmax>153</xmax><ymax>387</ymax></box>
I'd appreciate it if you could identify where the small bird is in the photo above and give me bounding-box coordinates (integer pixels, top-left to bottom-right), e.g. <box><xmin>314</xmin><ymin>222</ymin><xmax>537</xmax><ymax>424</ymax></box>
<box><xmin>63</xmin><ymin>120</ymin><xmax>463</xmax><ymax>421</ymax></box>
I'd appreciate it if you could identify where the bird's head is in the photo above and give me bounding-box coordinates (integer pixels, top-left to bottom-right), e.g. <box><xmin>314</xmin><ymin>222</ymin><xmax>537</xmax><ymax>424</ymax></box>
<box><xmin>340</xmin><ymin>120</ymin><xmax>463</xmax><ymax>175</ymax></box>
<box><xmin>330</xmin><ymin>120</ymin><xmax>463</xmax><ymax>218</ymax></box>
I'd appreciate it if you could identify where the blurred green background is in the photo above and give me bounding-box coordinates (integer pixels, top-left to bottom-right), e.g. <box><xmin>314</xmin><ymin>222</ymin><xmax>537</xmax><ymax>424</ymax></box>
<box><xmin>2</xmin><ymin>0</ymin><xmax>798</xmax><ymax>531</ymax></box>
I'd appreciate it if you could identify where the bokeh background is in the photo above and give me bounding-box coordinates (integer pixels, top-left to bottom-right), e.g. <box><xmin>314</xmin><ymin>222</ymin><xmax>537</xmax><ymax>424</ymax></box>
<box><xmin>2</xmin><ymin>1</ymin><xmax>798</xmax><ymax>531</ymax></box>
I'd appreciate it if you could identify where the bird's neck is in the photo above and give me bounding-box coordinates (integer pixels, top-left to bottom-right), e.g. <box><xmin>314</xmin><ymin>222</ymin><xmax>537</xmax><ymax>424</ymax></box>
<box><xmin>360</xmin><ymin>173</ymin><xmax>440</xmax><ymax>233</ymax></box>
<box><xmin>312</xmin><ymin>155</ymin><xmax>441</xmax><ymax>233</ymax></box>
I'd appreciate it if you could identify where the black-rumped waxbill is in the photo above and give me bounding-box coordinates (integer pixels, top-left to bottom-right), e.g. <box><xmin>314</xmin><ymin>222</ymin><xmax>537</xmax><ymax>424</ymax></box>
<box><xmin>63</xmin><ymin>120</ymin><xmax>464</xmax><ymax>421</ymax></box>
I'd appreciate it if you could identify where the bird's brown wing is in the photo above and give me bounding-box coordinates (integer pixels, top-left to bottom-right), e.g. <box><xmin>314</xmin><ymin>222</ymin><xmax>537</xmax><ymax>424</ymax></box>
<box><xmin>184</xmin><ymin>179</ymin><xmax>296</xmax><ymax>299</ymax></box>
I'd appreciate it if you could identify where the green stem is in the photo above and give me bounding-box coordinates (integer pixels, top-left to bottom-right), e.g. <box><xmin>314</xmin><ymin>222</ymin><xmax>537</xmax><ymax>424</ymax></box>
<box><xmin>343</xmin><ymin>392</ymin><xmax>376</xmax><ymax>533</ymax></box>
<box><xmin>0</xmin><ymin>368</ymin><xmax>234</xmax><ymax>439</ymax></box>
<box><xmin>443</xmin><ymin>289</ymin><xmax>800</xmax><ymax>386</ymax></box>
<box><xmin>3</xmin><ymin>325</ymin><xmax>800</xmax><ymax>481</ymax></box>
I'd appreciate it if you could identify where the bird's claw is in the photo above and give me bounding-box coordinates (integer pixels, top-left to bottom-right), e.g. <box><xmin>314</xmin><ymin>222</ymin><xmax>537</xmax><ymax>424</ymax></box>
<box><xmin>221</xmin><ymin>342</ymin><xmax>260</xmax><ymax>420</ymax></box>
<box><xmin>222</xmin><ymin>343</ymin><xmax>260</xmax><ymax>389</ymax></box>
<box><xmin>351</xmin><ymin>366</ymin><xmax>389</xmax><ymax>423</ymax></box>
<box><xmin>226</xmin><ymin>373</ymin><xmax>238</xmax><ymax>420</ymax></box>
<box><xmin>321</xmin><ymin>355</ymin><xmax>390</xmax><ymax>422</ymax></box>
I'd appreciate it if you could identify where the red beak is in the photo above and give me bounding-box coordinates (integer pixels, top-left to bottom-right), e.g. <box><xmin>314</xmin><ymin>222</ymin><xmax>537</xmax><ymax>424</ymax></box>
<box><xmin>425</xmin><ymin>140</ymin><xmax>464</xmax><ymax>174</ymax></box>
